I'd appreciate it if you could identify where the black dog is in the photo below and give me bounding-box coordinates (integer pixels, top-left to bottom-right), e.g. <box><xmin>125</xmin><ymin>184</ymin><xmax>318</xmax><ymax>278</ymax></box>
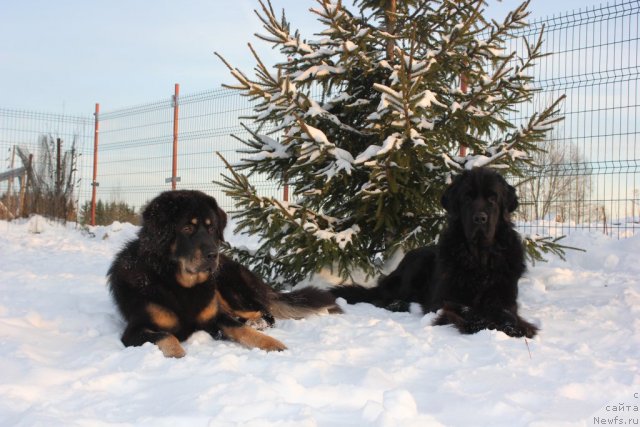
<box><xmin>332</xmin><ymin>167</ymin><xmax>538</xmax><ymax>338</ymax></box>
<box><xmin>108</xmin><ymin>190</ymin><xmax>342</xmax><ymax>357</ymax></box>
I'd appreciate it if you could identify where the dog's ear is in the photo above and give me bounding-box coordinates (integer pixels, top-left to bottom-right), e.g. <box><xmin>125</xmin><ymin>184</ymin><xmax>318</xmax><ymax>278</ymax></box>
<box><xmin>505</xmin><ymin>183</ymin><xmax>518</xmax><ymax>212</ymax></box>
<box><xmin>441</xmin><ymin>173</ymin><xmax>462</xmax><ymax>216</ymax></box>
<box><xmin>501</xmin><ymin>179</ymin><xmax>519</xmax><ymax>221</ymax></box>
<box><xmin>142</xmin><ymin>191</ymin><xmax>183</xmax><ymax>229</ymax></box>
<box><xmin>202</xmin><ymin>193</ymin><xmax>227</xmax><ymax>242</ymax></box>
<box><xmin>140</xmin><ymin>191</ymin><xmax>182</xmax><ymax>251</ymax></box>
<box><xmin>441</xmin><ymin>185</ymin><xmax>454</xmax><ymax>213</ymax></box>
<box><xmin>216</xmin><ymin>206</ymin><xmax>227</xmax><ymax>242</ymax></box>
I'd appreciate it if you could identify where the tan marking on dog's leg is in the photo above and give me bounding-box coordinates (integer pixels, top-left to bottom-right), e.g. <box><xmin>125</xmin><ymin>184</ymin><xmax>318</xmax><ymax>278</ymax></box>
<box><xmin>221</xmin><ymin>325</ymin><xmax>287</xmax><ymax>352</ymax></box>
<box><xmin>197</xmin><ymin>293</ymin><xmax>219</xmax><ymax>324</ymax></box>
<box><xmin>216</xmin><ymin>291</ymin><xmax>233</xmax><ymax>313</ymax></box>
<box><xmin>156</xmin><ymin>335</ymin><xmax>186</xmax><ymax>358</ymax></box>
<box><xmin>214</xmin><ymin>292</ymin><xmax>264</xmax><ymax>322</ymax></box>
<box><xmin>234</xmin><ymin>310</ymin><xmax>264</xmax><ymax>322</ymax></box>
<box><xmin>146</xmin><ymin>303</ymin><xmax>180</xmax><ymax>330</ymax></box>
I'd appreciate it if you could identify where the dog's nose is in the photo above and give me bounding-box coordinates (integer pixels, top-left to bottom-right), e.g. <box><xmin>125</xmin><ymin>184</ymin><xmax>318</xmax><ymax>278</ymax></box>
<box><xmin>473</xmin><ymin>212</ymin><xmax>488</xmax><ymax>224</ymax></box>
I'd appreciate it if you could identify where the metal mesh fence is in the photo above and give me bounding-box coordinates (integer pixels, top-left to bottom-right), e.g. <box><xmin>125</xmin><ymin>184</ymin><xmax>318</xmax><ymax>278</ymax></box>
<box><xmin>95</xmin><ymin>88</ymin><xmax>282</xmax><ymax>215</ymax></box>
<box><xmin>0</xmin><ymin>0</ymin><xmax>638</xmax><ymax>237</ymax></box>
<box><xmin>0</xmin><ymin>109</ymin><xmax>93</xmax><ymax>219</ymax></box>
<box><xmin>505</xmin><ymin>0</ymin><xmax>639</xmax><ymax>238</ymax></box>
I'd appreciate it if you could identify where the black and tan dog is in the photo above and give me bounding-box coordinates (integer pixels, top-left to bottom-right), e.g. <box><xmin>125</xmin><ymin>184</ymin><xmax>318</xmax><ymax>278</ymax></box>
<box><xmin>332</xmin><ymin>167</ymin><xmax>538</xmax><ymax>338</ymax></box>
<box><xmin>108</xmin><ymin>190</ymin><xmax>341</xmax><ymax>357</ymax></box>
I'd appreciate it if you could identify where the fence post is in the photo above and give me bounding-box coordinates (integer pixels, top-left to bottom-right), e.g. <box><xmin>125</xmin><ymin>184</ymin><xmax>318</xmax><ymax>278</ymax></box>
<box><xmin>459</xmin><ymin>73</ymin><xmax>468</xmax><ymax>157</ymax></box>
<box><xmin>172</xmin><ymin>83</ymin><xmax>180</xmax><ymax>190</ymax></box>
<box><xmin>18</xmin><ymin>154</ymin><xmax>32</xmax><ymax>217</ymax></box>
<box><xmin>7</xmin><ymin>145</ymin><xmax>16</xmax><ymax>215</ymax></box>
<box><xmin>91</xmin><ymin>103</ymin><xmax>100</xmax><ymax>226</ymax></box>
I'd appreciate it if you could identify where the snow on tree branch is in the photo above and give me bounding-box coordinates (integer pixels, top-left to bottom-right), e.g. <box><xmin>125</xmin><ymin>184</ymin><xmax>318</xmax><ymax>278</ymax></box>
<box><xmin>215</xmin><ymin>0</ymin><xmax>567</xmax><ymax>285</ymax></box>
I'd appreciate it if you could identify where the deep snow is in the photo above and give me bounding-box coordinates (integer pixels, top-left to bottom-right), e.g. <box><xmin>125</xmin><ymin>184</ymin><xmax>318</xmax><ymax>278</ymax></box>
<box><xmin>0</xmin><ymin>217</ymin><xmax>638</xmax><ymax>427</ymax></box>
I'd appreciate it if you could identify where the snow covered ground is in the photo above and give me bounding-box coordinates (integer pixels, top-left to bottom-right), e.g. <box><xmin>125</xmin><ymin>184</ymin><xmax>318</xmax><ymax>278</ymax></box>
<box><xmin>0</xmin><ymin>216</ymin><xmax>638</xmax><ymax>427</ymax></box>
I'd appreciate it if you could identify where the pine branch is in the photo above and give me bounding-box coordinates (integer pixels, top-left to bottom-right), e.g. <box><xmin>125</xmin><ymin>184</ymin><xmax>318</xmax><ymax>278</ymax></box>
<box><xmin>215</xmin><ymin>0</ymin><xmax>569</xmax><ymax>286</ymax></box>
<box><xmin>523</xmin><ymin>234</ymin><xmax>585</xmax><ymax>265</ymax></box>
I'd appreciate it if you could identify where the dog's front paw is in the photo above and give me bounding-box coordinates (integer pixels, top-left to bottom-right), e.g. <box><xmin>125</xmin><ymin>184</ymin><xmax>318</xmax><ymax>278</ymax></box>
<box><xmin>156</xmin><ymin>335</ymin><xmax>186</xmax><ymax>358</ymax></box>
<box><xmin>497</xmin><ymin>318</ymin><xmax>538</xmax><ymax>338</ymax></box>
<box><xmin>498</xmin><ymin>323</ymin><xmax>524</xmax><ymax>337</ymax></box>
<box><xmin>458</xmin><ymin>315</ymin><xmax>489</xmax><ymax>334</ymax></box>
<box><xmin>434</xmin><ymin>303</ymin><xmax>488</xmax><ymax>334</ymax></box>
<box><xmin>386</xmin><ymin>300</ymin><xmax>411</xmax><ymax>312</ymax></box>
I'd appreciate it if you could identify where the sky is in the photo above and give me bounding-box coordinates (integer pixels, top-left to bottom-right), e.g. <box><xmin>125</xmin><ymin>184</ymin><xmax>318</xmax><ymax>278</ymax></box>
<box><xmin>1</xmin><ymin>0</ymin><xmax>601</xmax><ymax>116</ymax></box>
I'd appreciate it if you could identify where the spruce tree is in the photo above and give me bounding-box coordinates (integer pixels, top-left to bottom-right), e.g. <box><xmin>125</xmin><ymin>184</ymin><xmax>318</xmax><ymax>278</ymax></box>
<box><xmin>216</xmin><ymin>0</ymin><xmax>566</xmax><ymax>286</ymax></box>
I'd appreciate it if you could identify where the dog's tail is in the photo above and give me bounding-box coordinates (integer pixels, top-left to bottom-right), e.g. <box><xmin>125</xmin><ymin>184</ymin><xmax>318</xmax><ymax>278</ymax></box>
<box><xmin>330</xmin><ymin>284</ymin><xmax>382</xmax><ymax>305</ymax></box>
<box><xmin>329</xmin><ymin>284</ymin><xmax>411</xmax><ymax>312</ymax></box>
<box><xmin>269</xmin><ymin>286</ymin><xmax>343</xmax><ymax>319</ymax></box>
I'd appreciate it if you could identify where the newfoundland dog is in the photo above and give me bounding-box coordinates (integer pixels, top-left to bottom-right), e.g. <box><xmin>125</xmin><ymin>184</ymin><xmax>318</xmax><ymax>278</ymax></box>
<box><xmin>331</xmin><ymin>167</ymin><xmax>538</xmax><ymax>338</ymax></box>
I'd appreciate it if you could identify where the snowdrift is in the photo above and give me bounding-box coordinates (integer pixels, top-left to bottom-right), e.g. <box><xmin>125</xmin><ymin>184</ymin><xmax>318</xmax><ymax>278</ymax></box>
<box><xmin>0</xmin><ymin>217</ymin><xmax>638</xmax><ymax>426</ymax></box>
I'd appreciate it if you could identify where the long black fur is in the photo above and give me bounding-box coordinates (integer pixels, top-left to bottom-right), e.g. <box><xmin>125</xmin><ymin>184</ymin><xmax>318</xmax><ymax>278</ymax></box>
<box><xmin>331</xmin><ymin>167</ymin><xmax>538</xmax><ymax>338</ymax></box>
<box><xmin>108</xmin><ymin>190</ymin><xmax>342</xmax><ymax>357</ymax></box>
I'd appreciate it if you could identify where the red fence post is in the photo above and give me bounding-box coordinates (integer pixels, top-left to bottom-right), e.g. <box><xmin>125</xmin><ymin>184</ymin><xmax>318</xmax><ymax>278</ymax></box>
<box><xmin>91</xmin><ymin>103</ymin><xmax>99</xmax><ymax>226</ymax></box>
<box><xmin>459</xmin><ymin>74</ymin><xmax>468</xmax><ymax>157</ymax></box>
<box><xmin>172</xmin><ymin>83</ymin><xmax>180</xmax><ymax>190</ymax></box>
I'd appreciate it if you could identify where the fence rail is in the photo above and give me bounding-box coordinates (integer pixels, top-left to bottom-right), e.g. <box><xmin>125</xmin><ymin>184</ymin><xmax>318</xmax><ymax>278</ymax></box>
<box><xmin>0</xmin><ymin>0</ymin><xmax>638</xmax><ymax>239</ymax></box>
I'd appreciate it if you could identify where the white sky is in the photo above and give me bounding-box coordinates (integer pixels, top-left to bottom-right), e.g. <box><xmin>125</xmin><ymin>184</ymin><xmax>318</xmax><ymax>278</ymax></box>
<box><xmin>1</xmin><ymin>0</ymin><xmax>599</xmax><ymax>115</ymax></box>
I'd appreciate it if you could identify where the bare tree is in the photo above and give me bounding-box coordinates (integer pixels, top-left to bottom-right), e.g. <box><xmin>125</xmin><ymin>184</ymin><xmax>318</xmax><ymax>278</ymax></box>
<box><xmin>518</xmin><ymin>138</ymin><xmax>591</xmax><ymax>224</ymax></box>
<box><xmin>15</xmin><ymin>135</ymin><xmax>79</xmax><ymax>222</ymax></box>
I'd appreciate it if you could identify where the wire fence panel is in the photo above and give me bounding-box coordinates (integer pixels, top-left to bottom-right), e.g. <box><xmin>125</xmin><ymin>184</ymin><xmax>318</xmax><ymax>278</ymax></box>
<box><xmin>0</xmin><ymin>109</ymin><xmax>93</xmax><ymax>219</ymax></box>
<box><xmin>175</xmin><ymin>89</ymin><xmax>284</xmax><ymax>209</ymax></box>
<box><xmin>98</xmin><ymin>98</ymin><xmax>176</xmax><ymax>210</ymax></box>
<box><xmin>500</xmin><ymin>0</ymin><xmax>639</xmax><ymax>238</ymax></box>
<box><xmin>93</xmin><ymin>88</ymin><xmax>284</xmax><ymax>215</ymax></box>
<box><xmin>0</xmin><ymin>0</ymin><xmax>638</xmax><ymax>237</ymax></box>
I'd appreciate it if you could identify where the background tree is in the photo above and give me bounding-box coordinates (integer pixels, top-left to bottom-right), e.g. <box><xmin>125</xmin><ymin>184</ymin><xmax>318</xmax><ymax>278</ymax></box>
<box><xmin>518</xmin><ymin>137</ymin><xmax>591</xmax><ymax>223</ymax></box>
<box><xmin>16</xmin><ymin>135</ymin><xmax>79</xmax><ymax>222</ymax></box>
<box><xmin>216</xmin><ymin>0</ymin><xmax>566</xmax><ymax>285</ymax></box>
<box><xmin>79</xmin><ymin>200</ymin><xmax>138</xmax><ymax>226</ymax></box>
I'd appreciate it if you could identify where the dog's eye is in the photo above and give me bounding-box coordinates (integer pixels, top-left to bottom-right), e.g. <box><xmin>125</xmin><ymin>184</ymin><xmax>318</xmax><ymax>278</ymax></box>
<box><xmin>181</xmin><ymin>224</ymin><xmax>195</xmax><ymax>234</ymax></box>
